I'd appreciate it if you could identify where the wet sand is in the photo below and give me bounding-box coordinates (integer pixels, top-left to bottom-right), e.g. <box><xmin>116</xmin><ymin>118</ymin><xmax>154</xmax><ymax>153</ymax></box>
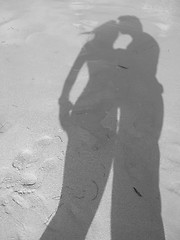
<box><xmin>0</xmin><ymin>1</ymin><xmax>180</xmax><ymax>239</ymax></box>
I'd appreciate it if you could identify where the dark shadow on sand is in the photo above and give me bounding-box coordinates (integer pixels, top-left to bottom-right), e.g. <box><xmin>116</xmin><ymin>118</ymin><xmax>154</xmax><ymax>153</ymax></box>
<box><xmin>40</xmin><ymin>16</ymin><xmax>165</xmax><ymax>240</ymax></box>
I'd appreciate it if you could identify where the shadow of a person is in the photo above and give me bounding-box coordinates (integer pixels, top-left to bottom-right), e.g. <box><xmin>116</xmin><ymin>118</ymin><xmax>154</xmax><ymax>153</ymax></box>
<box><xmin>40</xmin><ymin>16</ymin><xmax>165</xmax><ymax>240</ymax></box>
<box><xmin>111</xmin><ymin>16</ymin><xmax>165</xmax><ymax>240</ymax></box>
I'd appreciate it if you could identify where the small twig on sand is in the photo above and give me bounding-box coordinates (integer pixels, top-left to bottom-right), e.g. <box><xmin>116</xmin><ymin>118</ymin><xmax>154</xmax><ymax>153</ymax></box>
<box><xmin>133</xmin><ymin>187</ymin><xmax>142</xmax><ymax>197</ymax></box>
<box><xmin>118</xmin><ymin>65</ymin><xmax>128</xmax><ymax>69</ymax></box>
<box><xmin>91</xmin><ymin>180</ymin><xmax>99</xmax><ymax>201</ymax></box>
<box><xmin>44</xmin><ymin>211</ymin><xmax>56</xmax><ymax>225</ymax></box>
<box><xmin>55</xmin><ymin>135</ymin><xmax>63</xmax><ymax>142</ymax></box>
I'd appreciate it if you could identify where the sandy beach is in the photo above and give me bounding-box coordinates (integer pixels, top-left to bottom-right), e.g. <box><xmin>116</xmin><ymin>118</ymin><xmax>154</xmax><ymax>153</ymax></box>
<box><xmin>0</xmin><ymin>0</ymin><xmax>180</xmax><ymax>239</ymax></box>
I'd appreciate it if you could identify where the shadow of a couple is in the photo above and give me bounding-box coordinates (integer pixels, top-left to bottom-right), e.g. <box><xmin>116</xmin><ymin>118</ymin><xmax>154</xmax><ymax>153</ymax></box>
<box><xmin>40</xmin><ymin>15</ymin><xmax>165</xmax><ymax>240</ymax></box>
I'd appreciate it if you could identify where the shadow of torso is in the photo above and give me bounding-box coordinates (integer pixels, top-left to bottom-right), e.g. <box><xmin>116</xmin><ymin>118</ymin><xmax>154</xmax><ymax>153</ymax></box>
<box><xmin>69</xmin><ymin>41</ymin><xmax>125</xmax><ymax>135</ymax></box>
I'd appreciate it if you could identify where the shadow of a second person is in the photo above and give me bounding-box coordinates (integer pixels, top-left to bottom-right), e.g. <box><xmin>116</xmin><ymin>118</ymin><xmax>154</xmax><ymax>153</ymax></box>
<box><xmin>40</xmin><ymin>16</ymin><xmax>165</xmax><ymax>240</ymax></box>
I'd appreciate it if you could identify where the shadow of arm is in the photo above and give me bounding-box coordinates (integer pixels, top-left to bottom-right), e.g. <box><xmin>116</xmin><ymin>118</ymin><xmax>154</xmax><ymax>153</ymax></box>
<box><xmin>59</xmin><ymin>47</ymin><xmax>86</xmax><ymax>130</ymax></box>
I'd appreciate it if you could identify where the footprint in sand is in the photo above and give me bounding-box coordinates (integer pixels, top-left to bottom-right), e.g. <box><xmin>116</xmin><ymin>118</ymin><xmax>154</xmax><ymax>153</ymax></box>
<box><xmin>0</xmin><ymin>134</ymin><xmax>65</xmax><ymax>240</ymax></box>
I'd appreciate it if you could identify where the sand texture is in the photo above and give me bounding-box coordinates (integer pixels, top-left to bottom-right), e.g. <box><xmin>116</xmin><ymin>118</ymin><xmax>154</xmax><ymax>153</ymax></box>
<box><xmin>0</xmin><ymin>0</ymin><xmax>180</xmax><ymax>240</ymax></box>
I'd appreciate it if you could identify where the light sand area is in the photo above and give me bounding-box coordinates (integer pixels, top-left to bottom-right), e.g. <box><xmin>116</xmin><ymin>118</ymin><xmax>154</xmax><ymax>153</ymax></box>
<box><xmin>0</xmin><ymin>0</ymin><xmax>180</xmax><ymax>239</ymax></box>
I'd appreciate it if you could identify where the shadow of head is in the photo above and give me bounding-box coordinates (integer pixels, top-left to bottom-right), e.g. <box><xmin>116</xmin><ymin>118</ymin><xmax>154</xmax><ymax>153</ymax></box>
<box><xmin>118</xmin><ymin>15</ymin><xmax>143</xmax><ymax>35</ymax></box>
<box><xmin>83</xmin><ymin>20</ymin><xmax>120</xmax><ymax>46</ymax></box>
